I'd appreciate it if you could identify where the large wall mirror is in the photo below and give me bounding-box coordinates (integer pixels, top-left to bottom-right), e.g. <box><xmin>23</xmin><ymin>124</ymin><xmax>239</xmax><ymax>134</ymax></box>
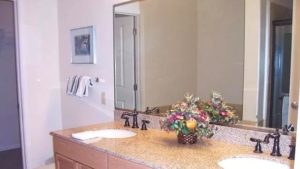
<box><xmin>113</xmin><ymin>0</ymin><xmax>297</xmax><ymax>130</ymax></box>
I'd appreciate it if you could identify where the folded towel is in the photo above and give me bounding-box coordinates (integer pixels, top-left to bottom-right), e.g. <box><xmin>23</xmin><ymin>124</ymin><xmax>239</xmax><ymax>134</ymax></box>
<box><xmin>71</xmin><ymin>76</ymin><xmax>81</xmax><ymax>95</ymax></box>
<box><xmin>76</xmin><ymin>76</ymin><xmax>93</xmax><ymax>97</ymax></box>
<box><xmin>66</xmin><ymin>76</ymin><xmax>76</xmax><ymax>95</ymax></box>
<box><xmin>72</xmin><ymin>131</ymin><xmax>100</xmax><ymax>140</ymax></box>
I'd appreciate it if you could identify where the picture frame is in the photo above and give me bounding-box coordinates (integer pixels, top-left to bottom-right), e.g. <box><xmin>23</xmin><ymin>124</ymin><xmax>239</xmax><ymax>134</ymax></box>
<box><xmin>70</xmin><ymin>26</ymin><xmax>95</xmax><ymax>64</ymax></box>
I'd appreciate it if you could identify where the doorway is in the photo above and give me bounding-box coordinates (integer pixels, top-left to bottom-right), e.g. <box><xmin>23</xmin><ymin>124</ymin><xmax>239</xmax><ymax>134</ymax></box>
<box><xmin>269</xmin><ymin>20</ymin><xmax>292</xmax><ymax>128</ymax></box>
<box><xmin>114</xmin><ymin>14</ymin><xmax>139</xmax><ymax>111</ymax></box>
<box><xmin>0</xmin><ymin>0</ymin><xmax>23</xmax><ymax>169</ymax></box>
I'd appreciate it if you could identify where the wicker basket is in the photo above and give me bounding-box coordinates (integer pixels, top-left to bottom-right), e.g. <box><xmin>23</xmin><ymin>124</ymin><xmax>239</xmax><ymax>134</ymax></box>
<box><xmin>177</xmin><ymin>132</ymin><xmax>197</xmax><ymax>144</ymax></box>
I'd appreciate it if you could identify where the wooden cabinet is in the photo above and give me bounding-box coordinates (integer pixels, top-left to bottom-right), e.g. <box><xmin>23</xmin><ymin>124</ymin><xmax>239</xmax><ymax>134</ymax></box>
<box><xmin>107</xmin><ymin>155</ymin><xmax>151</xmax><ymax>169</ymax></box>
<box><xmin>56</xmin><ymin>154</ymin><xmax>77</xmax><ymax>169</ymax></box>
<box><xmin>53</xmin><ymin>137</ymin><xmax>107</xmax><ymax>169</ymax></box>
<box><xmin>53</xmin><ymin>136</ymin><xmax>150</xmax><ymax>169</ymax></box>
<box><xmin>78</xmin><ymin>163</ymin><xmax>93</xmax><ymax>169</ymax></box>
<box><xmin>55</xmin><ymin>154</ymin><xmax>94</xmax><ymax>169</ymax></box>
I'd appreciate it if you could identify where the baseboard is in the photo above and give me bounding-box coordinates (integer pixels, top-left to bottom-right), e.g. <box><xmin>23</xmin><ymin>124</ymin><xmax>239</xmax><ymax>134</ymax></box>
<box><xmin>0</xmin><ymin>143</ymin><xmax>21</xmax><ymax>151</ymax></box>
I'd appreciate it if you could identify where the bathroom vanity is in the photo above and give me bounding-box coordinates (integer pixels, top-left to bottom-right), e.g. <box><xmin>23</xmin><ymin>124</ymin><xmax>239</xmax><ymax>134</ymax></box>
<box><xmin>52</xmin><ymin>136</ymin><xmax>150</xmax><ymax>169</ymax></box>
<box><xmin>51</xmin><ymin>122</ymin><xmax>293</xmax><ymax>169</ymax></box>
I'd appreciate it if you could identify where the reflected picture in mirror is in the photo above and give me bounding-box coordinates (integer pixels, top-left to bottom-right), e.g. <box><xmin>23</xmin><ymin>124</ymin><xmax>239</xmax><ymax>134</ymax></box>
<box><xmin>113</xmin><ymin>0</ymin><xmax>296</xmax><ymax>130</ymax></box>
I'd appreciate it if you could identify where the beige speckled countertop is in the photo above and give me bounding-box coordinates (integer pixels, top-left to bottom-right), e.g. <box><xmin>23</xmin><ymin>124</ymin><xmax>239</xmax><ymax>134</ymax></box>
<box><xmin>51</xmin><ymin>122</ymin><xmax>294</xmax><ymax>169</ymax></box>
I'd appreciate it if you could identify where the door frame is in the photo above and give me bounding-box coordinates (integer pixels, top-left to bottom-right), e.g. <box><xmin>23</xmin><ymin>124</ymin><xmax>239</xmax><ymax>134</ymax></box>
<box><xmin>2</xmin><ymin>0</ymin><xmax>27</xmax><ymax>168</ymax></box>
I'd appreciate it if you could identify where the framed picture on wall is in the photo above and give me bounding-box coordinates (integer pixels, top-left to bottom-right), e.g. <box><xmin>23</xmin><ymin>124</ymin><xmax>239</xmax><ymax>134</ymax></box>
<box><xmin>70</xmin><ymin>26</ymin><xmax>95</xmax><ymax>64</ymax></box>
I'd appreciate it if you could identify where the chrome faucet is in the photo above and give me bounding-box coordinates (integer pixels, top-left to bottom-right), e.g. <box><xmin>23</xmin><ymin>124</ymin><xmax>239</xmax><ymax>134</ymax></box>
<box><xmin>263</xmin><ymin>129</ymin><xmax>281</xmax><ymax>156</ymax></box>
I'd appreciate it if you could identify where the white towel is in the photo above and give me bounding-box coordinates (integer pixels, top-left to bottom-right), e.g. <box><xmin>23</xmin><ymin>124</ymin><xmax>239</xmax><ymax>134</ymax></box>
<box><xmin>66</xmin><ymin>76</ymin><xmax>76</xmax><ymax>95</ymax></box>
<box><xmin>282</xmin><ymin>96</ymin><xmax>289</xmax><ymax>126</ymax></box>
<box><xmin>76</xmin><ymin>76</ymin><xmax>93</xmax><ymax>97</ymax></box>
<box><xmin>71</xmin><ymin>76</ymin><xmax>80</xmax><ymax>95</ymax></box>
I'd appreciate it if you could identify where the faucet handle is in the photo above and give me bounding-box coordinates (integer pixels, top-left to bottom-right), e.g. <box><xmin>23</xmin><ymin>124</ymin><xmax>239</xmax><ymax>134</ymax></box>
<box><xmin>141</xmin><ymin>120</ymin><xmax>150</xmax><ymax>130</ymax></box>
<box><xmin>250</xmin><ymin>138</ymin><xmax>263</xmax><ymax>153</ymax></box>
<box><xmin>283</xmin><ymin>124</ymin><xmax>295</xmax><ymax>135</ymax></box>
<box><xmin>288</xmin><ymin>145</ymin><xmax>296</xmax><ymax>160</ymax></box>
<box><xmin>121</xmin><ymin>112</ymin><xmax>131</xmax><ymax>127</ymax></box>
<box><xmin>123</xmin><ymin>117</ymin><xmax>130</xmax><ymax>127</ymax></box>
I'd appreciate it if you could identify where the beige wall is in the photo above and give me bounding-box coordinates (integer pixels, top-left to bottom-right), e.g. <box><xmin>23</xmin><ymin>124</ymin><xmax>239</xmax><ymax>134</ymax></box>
<box><xmin>197</xmin><ymin>0</ymin><xmax>245</xmax><ymax>104</ymax></box>
<box><xmin>139</xmin><ymin>0</ymin><xmax>198</xmax><ymax>108</ymax></box>
<box><xmin>294</xmin><ymin>0</ymin><xmax>300</xmax><ymax>165</ymax></box>
<box><xmin>244</xmin><ymin>0</ymin><xmax>262</xmax><ymax>122</ymax></box>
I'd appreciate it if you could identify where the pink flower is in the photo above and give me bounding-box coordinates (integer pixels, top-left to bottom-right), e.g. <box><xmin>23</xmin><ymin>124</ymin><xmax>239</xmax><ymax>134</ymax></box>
<box><xmin>220</xmin><ymin>111</ymin><xmax>228</xmax><ymax>116</ymax></box>
<box><xmin>175</xmin><ymin>115</ymin><xmax>184</xmax><ymax>120</ymax></box>
<box><xmin>198</xmin><ymin>111</ymin><xmax>208</xmax><ymax>122</ymax></box>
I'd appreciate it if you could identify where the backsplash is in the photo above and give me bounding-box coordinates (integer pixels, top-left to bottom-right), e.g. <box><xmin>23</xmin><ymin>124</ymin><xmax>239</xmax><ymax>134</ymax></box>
<box><xmin>114</xmin><ymin>110</ymin><xmax>295</xmax><ymax>157</ymax></box>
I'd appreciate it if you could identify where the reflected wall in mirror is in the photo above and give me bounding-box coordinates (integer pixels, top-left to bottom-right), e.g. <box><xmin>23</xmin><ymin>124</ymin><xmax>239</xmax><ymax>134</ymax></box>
<box><xmin>114</xmin><ymin>0</ymin><xmax>297</xmax><ymax>130</ymax></box>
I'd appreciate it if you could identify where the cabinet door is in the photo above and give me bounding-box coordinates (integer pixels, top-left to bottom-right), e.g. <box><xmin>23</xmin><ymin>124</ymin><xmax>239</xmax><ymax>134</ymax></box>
<box><xmin>56</xmin><ymin>154</ymin><xmax>78</xmax><ymax>169</ymax></box>
<box><xmin>53</xmin><ymin>137</ymin><xmax>107</xmax><ymax>169</ymax></box>
<box><xmin>108</xmin><ymin>155</ymin><xmax>151</xmax><ymax>169</ymax></box>
<box><xmin>78</xmin><ymin>163</ymin><xmax>93</xmax><ymax>169</ymax></box>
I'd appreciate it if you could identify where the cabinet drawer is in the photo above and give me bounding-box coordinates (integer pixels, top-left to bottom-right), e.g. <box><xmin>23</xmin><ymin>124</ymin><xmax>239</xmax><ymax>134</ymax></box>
<box><xmin>53</xmin><ymin>137</ymin><xmax>107</xmax><ymax>169</ymax></box>
<box><xmin>108</xmin><ymin>155</ymin><xmax>151</xmax><ymax>169</ymax></box>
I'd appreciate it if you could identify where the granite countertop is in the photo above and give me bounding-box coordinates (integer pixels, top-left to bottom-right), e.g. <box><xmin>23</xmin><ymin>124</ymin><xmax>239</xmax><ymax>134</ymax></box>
<box><xmin>50</xmin><ymin>122</ymin><xmax>294</xmax><ymax>169</ymax></box>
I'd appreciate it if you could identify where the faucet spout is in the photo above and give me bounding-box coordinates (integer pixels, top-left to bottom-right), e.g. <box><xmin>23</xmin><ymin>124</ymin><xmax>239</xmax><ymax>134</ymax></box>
<box><xmin>263</xmin><ymin>134</ymin><xmax>272</xmax><ymax>144</ymax></box>
<box><xmin>264</xmin><ymin>129</ymin><xmax>281</xmax><ymax>157</ymax></box>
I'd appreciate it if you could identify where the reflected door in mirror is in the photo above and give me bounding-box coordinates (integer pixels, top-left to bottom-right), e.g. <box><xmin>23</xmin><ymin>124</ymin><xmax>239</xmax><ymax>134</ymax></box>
<box><xmin>114</xmin><ymin>15</ymin><xmax>136</xmax><ymax>110</ymax></box>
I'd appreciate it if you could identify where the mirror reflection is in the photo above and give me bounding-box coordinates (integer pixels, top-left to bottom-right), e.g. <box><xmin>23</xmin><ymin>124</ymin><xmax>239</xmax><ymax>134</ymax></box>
<box><xmin>114</xmin><ymin>0</ymin><xmax>295</xmax><ymax>129</ymax></box>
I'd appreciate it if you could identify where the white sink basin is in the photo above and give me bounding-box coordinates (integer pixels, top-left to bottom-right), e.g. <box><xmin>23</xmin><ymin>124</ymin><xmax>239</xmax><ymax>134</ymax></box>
<box><xmin>218</xmin><ymin>157</ymin><xmax>290</xmax><ymax>169</ymax></box>
<box><xmin>94</xmin><ymin>129</ymin><xmax>136</xmax><ymax>138</ymax></box>
<box><xmin>72</xmin><ymin>129</ymin><xmax>136</xmax><ymax>140</ymax></box>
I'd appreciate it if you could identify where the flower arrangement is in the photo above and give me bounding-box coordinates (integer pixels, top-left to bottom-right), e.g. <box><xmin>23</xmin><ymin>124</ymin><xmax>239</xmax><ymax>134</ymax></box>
<box><xmin>200</xmin><ymin>92</ymin><xmax>238</xmax><ymax>125</ymax></box>
<box><xmin>160</xmin><ymin>94</ymin><xmax>214</xmax><ymax>143</ymax></box>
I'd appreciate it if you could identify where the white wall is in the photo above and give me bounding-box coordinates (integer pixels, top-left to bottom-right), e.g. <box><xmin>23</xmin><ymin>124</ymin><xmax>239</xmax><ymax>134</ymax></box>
<box><xmin>16</xmin><ymin>0</ymin><xmax>133</xmax><ymax>168</ymax></box>
<box><xmin>58</xmin><ymin>0</ymin><xmax>127</xmax><ymax>128</ymax></box>
<box><xmin>17</xmin><ymin>0</ymin><xmax>62</xmax><ymax>168</ymax></box>
<box><xmin>0</xmin><ymin>0</ymin><xmax>21</xmax><ymax>152</ymax></box>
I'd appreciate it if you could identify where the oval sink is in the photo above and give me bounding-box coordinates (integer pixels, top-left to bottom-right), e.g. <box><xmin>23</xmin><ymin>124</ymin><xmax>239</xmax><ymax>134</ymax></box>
<box><xmin>72</xmin><ymin>129</ymin><xmax>136</xmax><ymax>140</ymax></box>
<box><xmin>218</xmin><ymin>157</ymin><xmax>290</xmax><ymax>169</ymax></box>
<box><xmin>94</xmin><ymin>129</ymin><xmax>136</xmax><ymax>139</ymax></box>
